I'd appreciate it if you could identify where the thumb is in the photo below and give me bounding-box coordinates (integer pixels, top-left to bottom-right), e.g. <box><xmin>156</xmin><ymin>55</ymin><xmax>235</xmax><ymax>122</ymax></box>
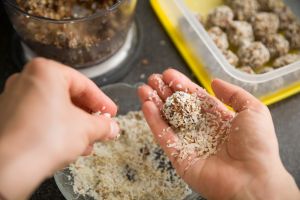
<box><xmin>83</xmin><ymin>112</ymin><xmax>120</xmax><ymax>144</ymax></box>
<box><xmin>211</xmin><ymin>79</ymin><xmax>265</xmax><ymax>113</ymax></box>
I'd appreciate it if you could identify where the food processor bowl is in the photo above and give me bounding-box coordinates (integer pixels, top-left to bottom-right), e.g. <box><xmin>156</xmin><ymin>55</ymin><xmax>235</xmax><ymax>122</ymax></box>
<box><xmin>4</xmin><ymin>0</ymin><xmax>137</xmax><ymax>69</ymax></box>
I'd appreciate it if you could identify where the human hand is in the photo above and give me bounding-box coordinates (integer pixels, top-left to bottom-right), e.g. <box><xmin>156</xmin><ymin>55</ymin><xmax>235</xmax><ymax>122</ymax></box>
<box><xmin>138</xmin><ymin>69</ymin><xmax>300</xmax><ymax>200</ymax></box>
<box><xmin>0</xmin><ymin>58</ymin><xmax>119</xmax><ymax>200</ymax></box>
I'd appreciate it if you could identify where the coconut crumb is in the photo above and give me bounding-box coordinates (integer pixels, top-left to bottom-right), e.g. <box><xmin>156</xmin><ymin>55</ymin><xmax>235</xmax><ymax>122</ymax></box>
<box><xmin>92</xmin><ymin>111</ymin><xmax>101</xmax><ymax>116</ymax></box>
<box><xmin>162</xmin><ymin>91</ymin><xmax>233</xmax><ymax>165</ymax></box>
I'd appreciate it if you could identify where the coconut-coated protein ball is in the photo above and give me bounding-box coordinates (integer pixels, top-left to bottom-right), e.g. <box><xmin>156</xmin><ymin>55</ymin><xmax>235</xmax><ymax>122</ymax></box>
<box><xmin>222</xmin><ymin>50</ymin><xmax>239</xmax><ymax>67</ymax></box>
<box><xmin>251</xmin><ymin>12</ymin><xmax>279</xmax><ymax>39</ymax></box>
<box><xmin>227</xmin><ymin>21</ymin><xmax>254</xmax><ymax>47</ymax></box>
<box><xmin>262</xmin><ymin>34</ymin><xmax>289</xmax><ymax>58</ymax></box>
<box><xmin>208</xmin><ymin>26</ymin><xmax>229</xmax><ymax>50</ymax></box>
<box><xmin>273</xmin><ymin>54</ymin><xmax>300</xmax><ymax>68</ymax></box>
<box><xmin>285</xmin><ymin>22</ymin><xmax>300</xmax><ymax>49</ymax></box>
<box><xmin>239</xmin><ymin>66</ymin><xmax>255</xmax><ymax>74</ymax></box>
<box><xmin>226</xmin><ymin>0</ymin><xmax>259</xmax><ymax>21</ymax></box>
<box><xmin>257</xmin><ymin>0</ymin><xmax>284</xmax><ymax>11</ymax></box>
<box><xmin>273</xmin><ymin>5</ymin><xmax>297</xmax><ymax>30</ymax></box>
<box><xmin>206</xmin><ymin>5</ymin><xmax>234</xmax><ymax>29</ymax></box>
<box><xmin>162</xmin><ymin>91</ymin><xmax>203</xmax><ymax>131</ymax></box>
<box><xmin>238</xmin><ymin>42</ymin><xmax>270</xmax><ymax>69</ymax></box>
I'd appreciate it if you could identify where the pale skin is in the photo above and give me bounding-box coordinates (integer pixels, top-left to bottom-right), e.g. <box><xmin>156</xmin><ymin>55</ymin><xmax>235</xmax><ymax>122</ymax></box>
<box><xmin>138</xmin><ymin>69</ymin><xmax>300</xmax><ymax>200</ymax></box>
<box><xmin>0</xmin><ymin>59</ymin><xmax>298</xmax><ymax>200</ymax></box>
<box><xmin>0</xmin><ymin>58</ymin><xmax>120</xmax><ymax>200</ymax></box>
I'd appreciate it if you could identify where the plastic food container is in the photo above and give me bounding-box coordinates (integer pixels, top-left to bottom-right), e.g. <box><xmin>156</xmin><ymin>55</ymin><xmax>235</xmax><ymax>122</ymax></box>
<box><xmin>4</xmin><ymin>0</ymin><xmax>137</xmax><ymax>68</ymax></box>
<box><xmin>151</xmin><ymin>0</ymin><xmax>300</xmax><ymax>105</ymax></box>
<box><xmin>54</xmin><ymin>83</ymin><xmax>201</xmax><ymax>200</ymax></box>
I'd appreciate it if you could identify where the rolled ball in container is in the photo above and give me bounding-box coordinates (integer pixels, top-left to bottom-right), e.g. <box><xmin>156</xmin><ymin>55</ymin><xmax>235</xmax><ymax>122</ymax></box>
<box><xmin>222</xmin><ymin>50</ymin><xmax>239</xmax><ymax>67</ymax></box>
<box><xmin>227</xmin><ymin>21</ymin><xmax>254</xmax><ymax>47</ymax></box>
<box><xmin>226</xmin><ymin>0</ymin><xmax>260</xmax><ymax>21</ymax></box>
<box><xmin>285</xmin><ymin>22</ymin><xmax>300</xmax><ymax>49</ymax></box>
<box><xmin>273</xmin><ymin>54</ymin><xmax>300</xmax><ymax>68</ymax></box>
<box><xmin>238</xmin><ymin>42</ymin><xmax>270</xmax><ymax>69</ymax></box>
<box><xmin>206</xmin><ymin>6</ymin><xmax>234</xmax><ymax>29</ymax></box>
<box><xmin>208</xmin><ymin>26</ymin><xmax>229</xmax><ymax>50</ymax></box>
<box><xmin>251</xmin><ymin>12</ymin><xmax>279</xmax><ymax>39</ymax></box>
<box><xmin>262</xmin><ymin>34</ymin><xmax>289</xmax><ymax>58</ymax></box>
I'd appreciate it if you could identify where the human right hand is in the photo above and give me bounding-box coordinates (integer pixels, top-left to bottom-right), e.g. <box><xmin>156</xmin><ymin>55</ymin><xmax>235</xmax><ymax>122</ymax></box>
<box><xmin>0</xmin><ymin>58</ymin><xmax>119</xmax><ymax>200</ymax></box>
<box><xmin>138</xmin><ymin>69</ymin><xmax>300</xmax><ymax>200</ymax></box>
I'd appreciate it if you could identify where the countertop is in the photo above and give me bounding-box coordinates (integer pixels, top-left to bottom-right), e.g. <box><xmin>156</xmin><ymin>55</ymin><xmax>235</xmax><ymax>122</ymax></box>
<box><xmin>0</xmin><ymin>1</ymin><xmax>299</xmax><ymax>199</ymax></box>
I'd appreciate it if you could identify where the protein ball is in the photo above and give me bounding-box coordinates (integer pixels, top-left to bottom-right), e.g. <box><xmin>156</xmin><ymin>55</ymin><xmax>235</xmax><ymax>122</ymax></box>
<box><xmin>257</xmin><ymin>0</ymin><xmax>284</xmax><ymax>11</ymax></box>
<box><xmin>239</xmin><ymin>66</ymin><xmax>255</xmax><ymax>74</ymax></box>
<box><xmin>206</xmin><ymin>5</ymin><xmax>234</xmax><ymax>28</ymax></box>
<box><xmin>208</xmin><ymin>26</ymin><xmax>229</xmax><ymax>50</ymax></box>
<box><xmin>226</xmin><ymin>0</ymin><xmax>259</xmax><ymax>21</ymax></box>
<box><xmin>238</xmin><ymin>42</ymin><xmax>270</xmax><ymax>69</ymax></box>
<box><xmin>162</xmin><ymin>91</ymin><xmax>203</xmax><ymax>131</ymax></box>
<box><xmin>273</xmin><ymin>54</ymin><xmax>300</xmax><ymax>68</ymax></box>
<box><xmin>227</xmin><ymin>21</ymin><xmax>254</xmax><ymax>47</ymax></box>
<box><xmin>197</xmin><ymin>14</ymin><xmax>205</xmax><ymax>25</ymax></box>
<box><xmin>258</xmin><ymin>66</ymin><xmax>274</xmax><ymax>74</ymax></box>
<box><xmin>285</xmin><ymin>22</ymin><xmax>300</xmax><ymax>49</ymax></box>
<box><xmin>222</xmin><ymin>50</ymin><xmax>239</xmax><ymax>67</ymax></box>
<box><xmin>273</xmin><ymin>5</ymin><xmax>297</xmax><ymax>30</ymax></box>
<box><xmin>251</xmin><ymin>12</ymin><xmax>279</xmax><ymax>39</ymax></box>
<box><xmin>262</xmin><ymin>34</ymin><xmax>289</xmax><ymax>58</ymax></box>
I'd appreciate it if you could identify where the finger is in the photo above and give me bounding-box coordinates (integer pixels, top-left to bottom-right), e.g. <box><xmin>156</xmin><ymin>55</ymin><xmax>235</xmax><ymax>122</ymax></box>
<box><xmin>138</xmin><ymin>84</ymin><xmax>164</xmax><ymax>110</ymax></box>
<box><xmin>82</xmin><ymin>145</ymin><xmax>93</xmax><ymax>156</ymax></box>
<box><xmin>4</xmin><ymin>73</ymin><xmax>20</xmax><ymax>91</ymax></box>
<box><xmin>142</xmin><ymin>101</ymin><xmax>179</xmax><ymax>160</ymax></box>
<box><xmin>148</xmin><ymin>74</ymin><xmax>173</xmax><ymax>101</ymax></box>
<box><xmin>142</xmin><ymin>101</ymin><xmax>199</xmax><ymax>175</ymax></box>
<box><xmin>62</xmin><ymin>68</ymin><xmax>117</xmax><ymax>116</ymax></box>
<box><xmin>211</xmin><ymin>79</ymin><xmax>265</xmax><ymax>112</ymax></box>
<box><xmin>162</xmin><ymin>69</ymin><xmax>232</xmax><ymax>117</ymax></box>
<box><xmin>25</xmin><ymin>58</ymin><xmax>117</xmax><ymax>116</ymax></box>
<box><xmin>80</xmin><ymin>110</ymin><xmax>120</xmax><ymax>144</ymax></box>
<box><xmin>163</xmin><ymin>69</ymin><xmax>203</xmax><ymax>94</ymax></box>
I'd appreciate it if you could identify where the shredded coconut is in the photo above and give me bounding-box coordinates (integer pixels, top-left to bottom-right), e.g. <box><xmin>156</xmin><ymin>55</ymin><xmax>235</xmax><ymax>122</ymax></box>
<box><xmin>162</xmin><ymin>91</ymin><xmax>233</xmax><ymax>164</ymax></box>
<box><xmin>70</xmin><ymin>111</ymin><xmax>191</xmax><ymax>200</ymax></box>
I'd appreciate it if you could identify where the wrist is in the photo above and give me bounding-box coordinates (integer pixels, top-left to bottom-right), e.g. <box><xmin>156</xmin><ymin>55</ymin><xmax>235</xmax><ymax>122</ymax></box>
<box><xmin>232</xmin><ymin>165</ymin><xmax>300</xmax><ymax>200</ymax></box>
<box><xmin>0</xmin><ymin>135</ymin><xmax>53</xmax><ymax>200</ymax></box>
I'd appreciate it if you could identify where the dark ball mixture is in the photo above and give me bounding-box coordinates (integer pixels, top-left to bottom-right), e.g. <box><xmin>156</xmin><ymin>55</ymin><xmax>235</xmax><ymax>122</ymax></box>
<box><xmin>12</xmin><ymin>0</ymin><xmax>135</xmax><ymax>68</ymax></box>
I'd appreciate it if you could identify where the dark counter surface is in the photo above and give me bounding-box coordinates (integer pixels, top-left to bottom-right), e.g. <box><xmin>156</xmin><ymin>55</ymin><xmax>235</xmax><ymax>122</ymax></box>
<box><xmin>0</xmin><ymin>1</ymin><xmax>299</xmax><ymax>199</ymax></box>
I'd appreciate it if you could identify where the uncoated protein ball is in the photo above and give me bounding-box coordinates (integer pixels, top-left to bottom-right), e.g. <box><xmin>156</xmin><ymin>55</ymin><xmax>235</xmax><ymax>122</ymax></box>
<box><xmin>206</xmin><ymin>6</ymin><xmax>234</xmax><ymax>29</ymax></box>
<box><xmin>285</xmin><ymin>22</ymin><xmax>300</xmax><ymax>49</ymax></box>
<box><xmin>208</xmin><ymin>26</ymin><xmax>229</xmax><ymax>50</ymax></box>
<box><xmin>273</xmin><ymin>54</ymin><xmax>300</xmax><ymax>68</ymax></box>
<box><xmin>238</xmin><ymin>42</ymin><xmax>270</xmax><ymax>69</ymax></box>
<box><xmin>227</xmin><ymin>21</ymin><xmax>254</xmax><ymax>47</ymax></box>
<box><xmin>222</xmin><ymin>50</ymin><xmax>239</xmax><ymax>67</ymax></box>
<box><xmin>273</xmin><ymin>5</ymin><xmax>297</xmax><ymax>30</ymax></box>
<box><xmin>162</xmin><ymin>91</ymin><xmax>203</xmax><ymax>131</ymax></box>
<box><xmin>251</xmin><ymin>12</ymin><xmax>279</xmax><ymax>39</ymax></box>
<box><xmin>262</xmin><ymin>34</ymin><xmax>289</xmax><ymax>58</ymax></box>
<box><xmin>257</xmin><ymin>0</ymin><xmax>284</xmax><ymax>11</ymax></box>
<box><xmin>226</xmin><ymin>0</ymin><xmax>260</xmax><ymax>21</ymax></box>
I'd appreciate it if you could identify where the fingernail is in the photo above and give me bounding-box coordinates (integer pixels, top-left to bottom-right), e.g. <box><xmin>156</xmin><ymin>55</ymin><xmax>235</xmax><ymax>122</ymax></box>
<box><xmin>110</xmin><ymin>121</ymin><xmax>120</xmax><ymax>139</ymax></box>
